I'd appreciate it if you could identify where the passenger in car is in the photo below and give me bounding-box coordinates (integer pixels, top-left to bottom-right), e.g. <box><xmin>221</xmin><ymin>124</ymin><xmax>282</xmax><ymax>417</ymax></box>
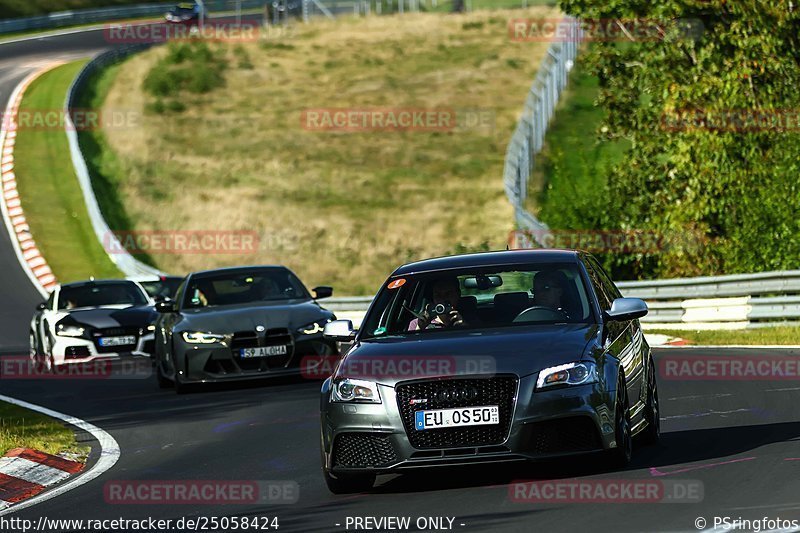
<box><xmin>408</xmin><ymin>277</ymin><xmax>467</xmax><ymax>331</ymax></box>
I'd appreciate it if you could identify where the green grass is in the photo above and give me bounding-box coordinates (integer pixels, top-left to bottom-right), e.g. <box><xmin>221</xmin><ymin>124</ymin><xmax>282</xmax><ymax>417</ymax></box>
<box><xmin>93</xmin><ymin>8</ymin><xmax>558</xmax><ymax>294</ymax></box>
<box><xmin>0</xmin><ymin>402</ymin><xmax>89</xmax><ymax>458</ymax></box>
<box><xmin>649</xmin><ymin>326</ymin><xmax>800</xmax><ymax>346</ymax></box>
<box><xmin>13</xmin><ymin>60</ymin><xmax>124</xmax><ymax>282</ymax></box>
<box><xmin>529</xmin><ymin>57</ymin><xmax>629</xmax><ymax>227</ymax></box>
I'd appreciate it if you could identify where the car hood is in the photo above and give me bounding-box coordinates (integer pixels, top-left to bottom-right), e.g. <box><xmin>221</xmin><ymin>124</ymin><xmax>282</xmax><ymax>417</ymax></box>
<box><xmin>177</xmin><ymin>300</ymin><xmax>333</xmax><ymax>333</ymax></box>
<box><xmin>65</xmin><ymin>306</ymin><xmax>157</xmax><ymax>329</ymax></box>
<box><xmin>337</xmin><ymin>324</ymin><xmax>601</xmax><ymax>384</ymax></box>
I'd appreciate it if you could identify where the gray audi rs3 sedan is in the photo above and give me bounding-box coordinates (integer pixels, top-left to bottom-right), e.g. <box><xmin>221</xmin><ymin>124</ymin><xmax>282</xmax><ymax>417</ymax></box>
<box><xmin>319</xmin><ymin>250</ymin><xmax>659</xmax><ymax>493</ymax></box>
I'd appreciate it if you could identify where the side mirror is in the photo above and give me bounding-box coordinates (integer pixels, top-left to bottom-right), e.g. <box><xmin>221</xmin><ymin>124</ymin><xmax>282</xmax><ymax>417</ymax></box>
<box><xmin>153</xmin><ymin>294</ymin><xmax>166</xmax><ymax>303</ymax></box>
<box><xmin>155</xmin><ymin>299</ymin><xmax>178</xmax><ymax>313</ymax></box>
<box><xmin>312</xmin><ymin>286</ymin><xmax>333</xmax><ymax>299</ymax></box>
<box><xmin>323</xmin><ymin>319</ymin><xmax>355</xmax><ymax>341</ymax></box>
<box><xmin>36</xmin><ymin>302</ymin><xmax>47</xmax><ymax>311</ymax></box>
<box><xmin>605</xmin><ymin>298</ymin><xmax>648</xmax><ymax>322</ymax></box>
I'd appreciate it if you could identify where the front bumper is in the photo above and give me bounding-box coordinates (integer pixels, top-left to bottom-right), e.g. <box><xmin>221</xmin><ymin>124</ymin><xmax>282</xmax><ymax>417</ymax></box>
<box><xmin>51</xmin><ymin>332</ymin><xmax>155</xmax><ymax>366</ymax></box>
<box><xmin>174</xmin><ymin>334</ymin><xmax>337</xmax><ymax>384</ymax></box>
<box><xmin>321</xmin><ymin>375</ymin><xmax>616</xmax><ymax>474</ymax></box>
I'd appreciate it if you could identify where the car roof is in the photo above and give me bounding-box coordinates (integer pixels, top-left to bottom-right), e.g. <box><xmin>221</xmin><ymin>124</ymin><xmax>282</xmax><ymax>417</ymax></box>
<box><xmin>391</xmin><ymin>249</ymin><xmax>582</xmax><ymax>276</ymax></box>
<box><xmin>60</xmin><ymin>279</ymin><xmax>141</xmax><ymax>289</ymax></box>
<box><xmin>189</xmin><ymin>265</ymin><xmax>290</xmax><ymax>278</ymax></box>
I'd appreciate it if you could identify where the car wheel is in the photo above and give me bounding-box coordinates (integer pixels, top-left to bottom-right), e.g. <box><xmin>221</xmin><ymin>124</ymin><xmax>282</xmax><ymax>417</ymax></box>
<box><xmin>156</xmin><ymin>362</ymin><xmax>173</xmax><ymax>389</ymax></box>
<box><xmin>323</xmin><ymin>469</ymin><xmax>376</xmax><ymax>494</ymax></box>
<box><xmin>605</xmin><ymin>374</ymin><xmax>632</xmax><ymax>469</ymax></box>
<box><xmin>640</xmin><ymin>356</ymin><xmax>661</xmax><ymax>445</ymax></box>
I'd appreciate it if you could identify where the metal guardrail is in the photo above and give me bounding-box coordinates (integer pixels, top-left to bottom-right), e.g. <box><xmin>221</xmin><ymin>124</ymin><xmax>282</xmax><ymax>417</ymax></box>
<box><xmin>503</xmin><ymin>18</ymin><xmax>581</xmax><ymax>244</ymax></box>
<box><xmin>65</xmin><ymin>44</ymin><xmax>164</xmax><ymax>278</ymax></box>
<box><xmin>0</xmin><ymin>1</ymin><xmax>266</xmax><ymax>35</ymax></box>
<box><xmin>326</xmin><ymin>271</ymin><xmax>800</xmax><ymax>328</ymax></box>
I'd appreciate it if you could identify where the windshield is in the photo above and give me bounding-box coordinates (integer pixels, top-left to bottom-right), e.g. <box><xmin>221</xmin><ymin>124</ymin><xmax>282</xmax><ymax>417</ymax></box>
<box><xmin>360</xmin><ymin>262</ymin><xmax>594</xmax><ymax>340</ymax></box>
<box><xmin>57</xmin><ymin>282</ymin><xmax>148</xmax><ymax>310</ymax></box>
<box><xmin>140</xmin><ymin>278</ymin><xmax>182</xmax><ymax>299</ymax></box>
<box><xmin>182</xmin><ymin>268</ymin><xmax>310</xmax><ymax>309</ymax></box>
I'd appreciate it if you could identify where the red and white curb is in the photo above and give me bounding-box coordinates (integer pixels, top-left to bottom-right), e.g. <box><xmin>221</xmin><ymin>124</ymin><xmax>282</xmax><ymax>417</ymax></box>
<box><xmin>0</xmin><ymin>449</ymin><xmax>83</xmax><ymax>510</ymax></box>
<box><xmin>0</xmin><ymin>394</ymin><xmax>120</xmax><ymax>516</ymax></box>
<box><xmin>0</xmin><ymin>63</ymin><xmax>64</xmax><ymax>298</ymax></box>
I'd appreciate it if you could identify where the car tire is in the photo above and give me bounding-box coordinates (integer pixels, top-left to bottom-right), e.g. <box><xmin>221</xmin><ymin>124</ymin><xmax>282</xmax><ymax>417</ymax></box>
<box><xmin>323</xmin><ymin>469</ymin><xmax>376</xmax><ymax>494</ymax></box>
<box><xmin>156</xmin><ymin>362</ymin><xmax>173</xmax><ymax>389</ymax></box>
<box><xmin>605</xmin><ymin>374</ymin><xmax>632</xmax><ymax>469</ymax></box>
<box><xmin>640</xmin><ymin>356</ymin><xmax>661</xmax><ymax>445</ymax></box>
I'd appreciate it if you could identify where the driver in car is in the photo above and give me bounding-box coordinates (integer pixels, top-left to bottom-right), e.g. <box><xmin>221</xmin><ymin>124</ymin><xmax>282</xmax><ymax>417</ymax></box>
<box><xmin>532</xmin><ymin>270</ymin><xmax>570</xmax><ymax>316</ymax></box>
<box><xmin>408</xmin><ymin>277</ymin><xmax>466</xmax><ymax>331</ymax></box>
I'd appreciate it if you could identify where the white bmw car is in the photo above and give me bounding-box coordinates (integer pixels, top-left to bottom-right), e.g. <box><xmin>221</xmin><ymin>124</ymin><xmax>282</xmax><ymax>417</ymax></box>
<box><xmin>30</xmin><ymin>279</ymin><xmax>158</xmax><ymax>370</ymax></box>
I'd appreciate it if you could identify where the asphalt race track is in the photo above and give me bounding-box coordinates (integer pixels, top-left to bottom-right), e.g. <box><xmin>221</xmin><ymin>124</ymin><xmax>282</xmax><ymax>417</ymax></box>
<box><xmin>2</xmin><ymin>348</ymin><xmax>800</xmax><ymax>532</ymax></box>
<box><xmin>3</xmin><ymin>24</ymin><xmax>800</xmax><ymax>533</ymax></box>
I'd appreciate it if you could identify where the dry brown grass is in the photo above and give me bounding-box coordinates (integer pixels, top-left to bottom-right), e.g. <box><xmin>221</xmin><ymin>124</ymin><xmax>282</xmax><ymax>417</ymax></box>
<box><xmin>100</xmin><ymin>8</ymin><xmax>557</xmax><ymax>294</ymax></box>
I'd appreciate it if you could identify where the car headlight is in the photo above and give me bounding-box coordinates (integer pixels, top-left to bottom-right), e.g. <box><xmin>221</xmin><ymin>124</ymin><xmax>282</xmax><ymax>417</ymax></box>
<box><xmin>331</xmin><ymin>378</ymin><xmax>381</xmax><ymax>403</ymax></box>
<box><xmin>56</xmin><ymin>323</ymin><xmax>85</xmax><ymax>337</ymax></box>
<box><xmin>536</xmin><ymin>362</ymin><xmax>598</xmax><ymax>390</ymax></box>
<box><xmin>181</xmin><ymin>331</ymin><xmax>225</xmax><ymax>344</ymax></box>
<box><xmin>297</xmin><ymin>319</ymin><xmax>332</xmax><ymax>336</ymax></box>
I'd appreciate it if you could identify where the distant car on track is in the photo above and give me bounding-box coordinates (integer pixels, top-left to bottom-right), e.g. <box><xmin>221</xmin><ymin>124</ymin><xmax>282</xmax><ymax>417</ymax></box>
<box><xmin>30</xmin><ymin>279</ymin><xmax>158</xmax><ymax>370</ymax></box>
<box><xmin>128</xmin><ymin>274</ymin><xmax>184</xmax><ymax>301</ymax></box>
<box><xmin>319</xmin><ymin>250</ymin><xmax>659</xmax><ymax>493</ymax></box>
<box><xmin>153</xmin><ymin>265</ymin><xmax>338</xmax><ymax>393</ymax></box>
<box><xmin>165</xmin><ymin>1</ymin><xmax>204</xmax><ymax>25</ymax></box>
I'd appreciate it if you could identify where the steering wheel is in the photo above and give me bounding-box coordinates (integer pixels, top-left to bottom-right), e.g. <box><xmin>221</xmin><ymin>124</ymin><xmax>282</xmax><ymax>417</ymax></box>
<box><xmin>513</xmin><ymin>306</ymin><xmax>570</xmax><ymax>323</ymax></box>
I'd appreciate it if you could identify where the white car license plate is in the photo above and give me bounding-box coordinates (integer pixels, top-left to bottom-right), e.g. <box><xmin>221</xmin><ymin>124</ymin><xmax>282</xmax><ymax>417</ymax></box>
<box><xmin>240</xmin><ymin>345</ymin><xmax>288</xmax><ymax>358</ymax></box>
<box><xmin>415</xmin><ymin>405</ymin><xmax>499</xmax><ymax>431</ymax></box>
<box><xmin>98</xmin><ymin>336</ymin><xmax>136</xmax><ymax>347</ymax></box>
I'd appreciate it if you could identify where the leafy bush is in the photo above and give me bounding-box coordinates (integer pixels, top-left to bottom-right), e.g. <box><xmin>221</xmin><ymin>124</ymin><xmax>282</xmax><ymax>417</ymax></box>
<box><xmin>143</xmin><ymin>40</ymin><xmax>227</xmax><ymax>101</ymax></box>
<box><xmin>551</xmin><ymin>0</ymin><xmax>800</xmax><ymax>279</ymax></box>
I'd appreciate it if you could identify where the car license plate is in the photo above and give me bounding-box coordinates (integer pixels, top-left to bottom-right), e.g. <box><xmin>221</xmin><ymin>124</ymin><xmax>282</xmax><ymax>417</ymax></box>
<box><xmin>98</xmin><ymin>336</ymin><xmax>136</xmax><ymax>347</ymax></box>
<box><xmin>415</xmin><ymin>405</ymin><xmax>499</xmax><ymax>431</ymax></box>
<box><xmin>240</xmin><ymin>345</ymin><xmax>288</xmax><ymax>358</ymax></box>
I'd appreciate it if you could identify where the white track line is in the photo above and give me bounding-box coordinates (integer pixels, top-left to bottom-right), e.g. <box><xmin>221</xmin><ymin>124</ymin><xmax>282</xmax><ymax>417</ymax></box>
<box><xmin>0</xmin><ymin>394</ymin><xmax>120</xmax><ymax>516</ymax></box>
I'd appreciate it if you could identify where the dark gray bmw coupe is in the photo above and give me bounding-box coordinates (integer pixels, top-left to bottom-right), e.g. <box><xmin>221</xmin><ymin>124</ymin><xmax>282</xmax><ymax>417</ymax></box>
<box><xmin>319</xmin><ymin>250</ymin><xmax>659</xmax><ymax>493</ymax></box>
<box><xmin>154</xmin><ymin>266</ymin><xmax>337</xmax><ymax>393</ymax></box>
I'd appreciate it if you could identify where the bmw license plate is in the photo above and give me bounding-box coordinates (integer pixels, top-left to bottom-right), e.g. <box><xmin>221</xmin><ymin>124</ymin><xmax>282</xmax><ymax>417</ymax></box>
<box><xmin>415</xmin><ymin>405</ymin><xmax>499</xmax><ymax>431</ymax></box>
<box><xmin>98</xmin><ymin>336</ymin><xmax>136</xmax><ymax>347</ymax></box>
<box><xmin>240</xmin><ymin>345</ymin><xmax>288</xmax><ymax>358</ymax></box>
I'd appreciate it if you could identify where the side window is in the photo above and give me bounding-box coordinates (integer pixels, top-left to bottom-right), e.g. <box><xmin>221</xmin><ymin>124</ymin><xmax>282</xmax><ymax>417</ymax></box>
<box><xmin>584</xmin><ymin>261</ymin><xmax>612</xmax><ymax>312</ymax></box>
<box><xmin>46</xmin><ymin>291</ymin><xmax>55</xmax><ymax>310</ymax></box>
<box><xmin>589</xmin><ymin>256</ymin><xmax>622</xmax><ymax>301</ymax></box>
